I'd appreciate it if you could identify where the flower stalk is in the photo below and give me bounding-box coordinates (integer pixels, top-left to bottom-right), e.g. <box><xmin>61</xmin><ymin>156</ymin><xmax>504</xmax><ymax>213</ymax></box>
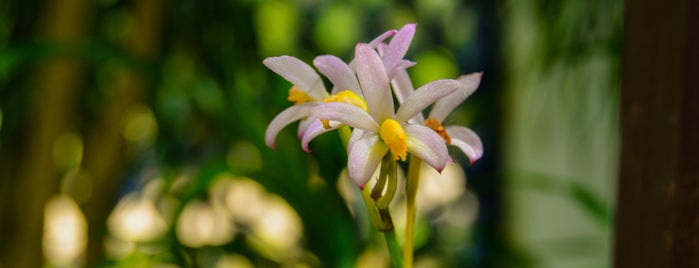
<box><xmin>403</xmin><ymin>156</ymin><xmax>423</xmax><ymax>268</ymax></box>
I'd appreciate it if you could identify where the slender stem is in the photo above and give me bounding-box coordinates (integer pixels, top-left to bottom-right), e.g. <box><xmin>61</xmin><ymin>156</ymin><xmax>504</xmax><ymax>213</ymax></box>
<box><xmin>403</xmin><ymin>156</ymin><xmax>422</xmax><ymax>268</ymax></box>
<box><xmin>361</xmin><ymin>186</ymin><xmax>385</xmax><ymax>229</ymax></box>
<box><xmin>379</xmin><ymin>208</ymin><xmax>403</xmax><ymax>268</ymax></box>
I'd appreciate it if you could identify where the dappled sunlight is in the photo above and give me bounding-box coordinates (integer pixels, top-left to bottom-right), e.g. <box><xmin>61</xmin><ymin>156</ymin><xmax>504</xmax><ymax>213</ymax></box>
<box><xmin>43</xmin><ymin>195</ymin><xmax>87</xmax><ymax>266</ymax></box>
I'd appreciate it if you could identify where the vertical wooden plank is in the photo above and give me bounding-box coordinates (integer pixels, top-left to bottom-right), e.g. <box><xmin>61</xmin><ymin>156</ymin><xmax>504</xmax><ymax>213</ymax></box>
<box><xmin>614</xmin><ymin>0</ymin><xmax>699</xmax><ymax>266</ymax></box>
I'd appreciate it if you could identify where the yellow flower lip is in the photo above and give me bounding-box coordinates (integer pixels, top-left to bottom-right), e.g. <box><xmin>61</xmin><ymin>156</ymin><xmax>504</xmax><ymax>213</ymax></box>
<box><xmin>287</xmin><ymin>86</ymin><xmax>314</xmax><ymax>105</ymax></box>
<box><xmin>321</xmin><ymin>90</ymin><xmax>368</xmax><ymax>129</ymax></box>
<box><xmin>322</xmin><ymin>90</ymin><xmax>368</xmax><ymax>111</ymax></box>
<box><xmin>380</xmin><ymin>119</ymin><xmax>407</xmax><ymax>161</ymax></box>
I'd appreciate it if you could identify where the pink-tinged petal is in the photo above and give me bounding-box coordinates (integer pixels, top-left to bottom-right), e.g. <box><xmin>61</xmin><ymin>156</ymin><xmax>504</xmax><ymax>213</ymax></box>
<box><xmin>368</xmin><ymin>29</ymin><xmax>398</xmax><ymax>48</ymax></box>
<box><xmin>390</xmin><ymin>69</ymin><xmax>424</xmax><ymax>124</ymax></box>
<box><xmin>347</xmin><ymin>128</ymin><xmax>366</xmax><ymax>154</ymax></box>
<box><xmin>347</xmin><ymin>134</ymin><xmax>388</xmax><ymax>188</ymax></box>
<box><xmin>395</xmin><ymin>79</ymin><xmax>461</xmax><ymax>122</ymax></box>
<box><xmin>355</xmin><ymin>43</ymin><xmax>394</xmax><ymax>122</ymax></box>
<box><xmin>383</xmin><ymin>23</ymin><xmax>416</xmax><ymax>79</ymax></box>
<box><xmin>312</xmin><ymin>102</ymin><xmax>379</xmax><ymax>132</ymax></box>
<box><xmin>297</xmin><ymin>117</ymin><xmax>316</xmax><ymax>139</ymax></box>
<box><xmin>265</xmin><ymin>103</ymin><xmax>319</xmax><ymax>149</ymax></box>
<box><xmin>262</xmin><ymin>56</ymin><xmax>328</xmax><ymax>101</ymax></box>
<box><xmin>429</xmin><ymin>72</ymin><xmax>482</xmax><ymax>122</ymax></box>
<box><xmin>300</xmin><ymin>119</ymin><xmax>343</xmax><ymax>152</ymax></box>
<box><xmin>404</xmin><ymin>124</ymin><xmax>449</xmax><ymax>173</ymax></box>
<box><xmin>313</xmin><ymin>55</ymin><xmax>361</xmax><ymax>96</ymax></box>
<box><xmin>390</xmin><ymin>69</ymin><xmax>414</xmax><ymax>103</ymax></box>
<box><xmin>445</xmin><ymin>125</ymin><xmax>483</xmax><ymax>164</ymax></box>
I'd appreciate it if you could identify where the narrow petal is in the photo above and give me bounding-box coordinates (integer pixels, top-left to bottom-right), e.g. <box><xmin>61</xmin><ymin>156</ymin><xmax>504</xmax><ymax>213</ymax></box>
<box><xmin>297</xmin><ymin>117</ymin><xmax>316</xmax><ymax>139</ymax></box>
<box><xmin>395</xmin><ymin>79</ymin><xmax>461</xmax><ymax>122</ymax></box>
<box><xmin>265</xmin><ymin>103</ymin><xmax>319</xmax><ymax>149</ymax></box>
<box><xmin>383</xmin><ymin>23</ymin><xmax>416</xmax><ymax>79</ymax></box>
<box><xmin>263</xmin><ymin>56</ymin><xmax>327</xmax><ymax>101</ymax></box>
<box><xmin>347</xmin><ymin>134</ymin><xmax>388</xmax><ymax>188</ymax></box>
<box><xmin>368</xmin><ymin>29</ymin><xmax>398</xmax><ymax>48</ymax></box>
<box><xmin>445</xmin><ymin>125</ymin><xmax>483</xmax><ymax>164</ymax></box>
<box><xmin>390</xmin><ymin>69</ymin><xmax>414</xmax><ymax>103</ymax></box>
<box><xmin>300</xmin><ymin>119</ymin><xmax>342</xmax><ymax>152</ymax></box>
<box><xmin>313</xmin><ymin>55</ymin><xmax>362</xmax><ymax>96</ymax></box>
<box><xmin>355</xmin><ymin>43</ymin><xmax>394</xmax><ymax>122</ymax></box>
<box><xmin>429</xmin><ymin>72</ymin><xmax>482</xmax><ymax>122</ymax></box>
<box><xmin>347</xmin><ymin>128</ymin><xmax>366</xmax><ymax>154</ymax></box>
<box><xmin>404</xmin><ymin>124</ymin><xmax>449</xmax><ymax>173</ymax></box>
<box><xmin>312</xmin><ymin>102</ymin><xmax>379</xmax><ymax>132</ymax></box>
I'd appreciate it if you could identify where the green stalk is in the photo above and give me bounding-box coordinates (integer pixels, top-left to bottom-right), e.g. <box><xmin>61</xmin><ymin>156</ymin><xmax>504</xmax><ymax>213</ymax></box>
<box><xmin>403</xmin><ymin>156</ymin><xmax>422</xmax><ymax>268</ymax></box>
<box><xmin>379</xmin><ymin>208</ymin><xmax>403</xmax><ymax>268</ymax></box>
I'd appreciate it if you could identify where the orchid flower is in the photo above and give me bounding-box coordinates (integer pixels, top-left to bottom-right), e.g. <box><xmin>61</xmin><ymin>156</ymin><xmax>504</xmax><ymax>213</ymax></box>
<box><xmin>264</xmin><ymin>30</ymin><xmax>399</xmax><ymax>151</ymax></box>
<box><xmin>309</xmin><ymin>43</ymin><xmax>462</xmax><ymax>188</ymax></box>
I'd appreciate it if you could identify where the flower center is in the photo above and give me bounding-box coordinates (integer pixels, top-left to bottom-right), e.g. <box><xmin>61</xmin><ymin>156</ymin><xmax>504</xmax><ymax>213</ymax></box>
<box><xmin>380</xmin><ymin>119</ymin><xmax>407</xmax><ymax>161</ymax></box>
<box><xmin>424</xmin><ymin>118</ymin><xmax>451</xmax><ymax>144</ymax></box>
<box><xmin>320</xmin><ymin>90</ymin><xmax>368</xmax><ymax>129</ymax></box>
<box><xmin>287</xmin><ymin>86</ymin><xmax>314</xmax><ymax>105</ymax></box>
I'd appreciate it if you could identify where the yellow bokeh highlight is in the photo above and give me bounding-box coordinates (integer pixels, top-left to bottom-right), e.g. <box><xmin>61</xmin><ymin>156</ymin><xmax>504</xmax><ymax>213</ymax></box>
<box><xmin>43</xmin><ymin>195</ymin><xmax>87</xmax><ymax>266</ymax></box>
<box><xmin>176</xmin><ymin>200</ymin><xmax>235</xmax><ymax>248</ymax></box>
<box><xmin>120</xmin><ymin>104</ymin><xmax>157</xmax><ymax>146</ymax></box>
<box><xmin>313</xmin><ymin>3</ymin><xmax>360</xmax><ymax>54</ymax></box>
<box><xmin>107</xmin><ymin>194</ymin><xmax>167</xmax><ymax>243</ymax></box>
<box><xmin>255</xmin><ymin>0</ymin><xmax>299</xmax><ymax>57</ymax></box>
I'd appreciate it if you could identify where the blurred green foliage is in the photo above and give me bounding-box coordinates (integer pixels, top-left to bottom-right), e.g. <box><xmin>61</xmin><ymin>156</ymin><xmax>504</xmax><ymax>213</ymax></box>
<box><xmin>0</xmin><ymin>0</ymin><xmax>621</xmax><ymax>267</ymax></box>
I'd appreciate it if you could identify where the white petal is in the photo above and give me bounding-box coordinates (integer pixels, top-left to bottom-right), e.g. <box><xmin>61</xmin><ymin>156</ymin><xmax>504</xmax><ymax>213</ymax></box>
<box><xmin>446</xmin><ymin>125</ymin><xmax>483</xmax><ymax>164</ymax></box>
<box><xmin>390</xmin><ymin>69</ymin><xmax>414</xmax><ymax>103</ymax></box>
<box><xmin>263</xmin><ymin>56</ymin><xmax>328</xmax><ymax>101</ymax></box>
<box><xmin>355</xmin><ymin>43</ymin><xmax>394</xmax><ymax>122</ymax></box>
<box><xmin>405</xmin><ymin>124</ymin><xmax>449</xmax><ymax>173</ymax></box>
<box><xmin>347</xmin><ymin>134</ymin><xmax>388</xmax><ymax>188</ymax></box>
<box><xmin>313</xmin><ymin>55</ymin><xmax>362</xmax><ymax>96</ymax></box>
<box><xmin>300</xmin><ymin>119</ymin><xmax>343</xmax><ymax>152</ymax></box>
<box><xmin>265</xmin><ymin>103</ymin><xmax>319</xmax><ymax>149</ymax></box>
<box><xmin>311</xmin><ymin>102</ymin><xmax>379</xmax><ymax>132</ymax></box>
<box><xmin>429</xmin><ymin>72</ymin><xmax>482</xmax><ymax>122</ymax></box>
<box><xmin>297</xmin><ymin>117</ymin><xmax>316</xmax><ymax>139</ymax></box>
<box><xmin>395</xmin><ymin>79</ymin><xmax>461</xmax><ymax>122</ymax></box>
<box><xmin>383</xmin><ymin>23</ymin><xmax>416</xmax><ymax>79</ymax></box>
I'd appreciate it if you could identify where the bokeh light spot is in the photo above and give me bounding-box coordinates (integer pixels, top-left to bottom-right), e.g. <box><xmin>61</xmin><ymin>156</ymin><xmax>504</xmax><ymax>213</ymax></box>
<box><xmin>107</xmin><ymin>194</ymin><xmax>167</xmax><ymax>242</ymax></box>
<box><xmin>227</xmin><ymin>141</ymin><xmax>262</xmax><ymax>174</ymax></box>
<box><xmin>43</xmin><ymin>195</ymin><xmax>87</xmax><ymax>266</ymax></box>
<box><xmin>176</xmin><ymin>200</ymin><xmax>235</xmax><ymax>248</ymax></box>
<box><xmin>121</xmin><ymin>104</ymin><xmax>158</xmax><ymax>147</ymax></box>
<box><xmin>410</xmin><ymin>50</ymin><xmax>458</xmax><ymax>87</ymax></box>
<box><xmin>52</xmin><ymin>130</ymin><xmax>83</xmax><ymax>171</ymax></box>
<box><xmin>60</xmin><ymin>168</ymin><xmax>92</xmax><ymax>204</ymax></box>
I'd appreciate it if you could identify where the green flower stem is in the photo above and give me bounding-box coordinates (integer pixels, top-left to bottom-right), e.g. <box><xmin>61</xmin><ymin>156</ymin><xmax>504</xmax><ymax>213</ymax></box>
<box><xmin>379</xmin><ymin>208</ymin><xmax>403</xmax><ymax>268</ymax></box>
<box><xmin>403</xmin><ymin>156</ymin><xmax>422</xmax><ymax>268</ymax></box>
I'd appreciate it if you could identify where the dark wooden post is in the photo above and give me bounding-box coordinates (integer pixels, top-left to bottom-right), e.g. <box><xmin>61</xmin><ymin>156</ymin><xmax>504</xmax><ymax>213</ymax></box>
<box><xmin>614</xmin><ymin>0</ymin><xmax>699</xmax><ymax>267</ymax></box>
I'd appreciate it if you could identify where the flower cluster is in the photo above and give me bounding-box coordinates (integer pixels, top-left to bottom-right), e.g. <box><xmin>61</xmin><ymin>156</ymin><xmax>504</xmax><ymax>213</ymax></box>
<box><xmin>264</xmin><ymin>23</ymin><xmax>483</xmax><ymax>189</ymax></box>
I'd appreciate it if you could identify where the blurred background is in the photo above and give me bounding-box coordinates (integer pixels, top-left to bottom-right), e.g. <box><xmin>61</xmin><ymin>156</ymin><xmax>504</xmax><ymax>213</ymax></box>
<box><xmin>0</xmin><ymin>0</ymin><xmax>621</xmax><ymax>267</ymax></box>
